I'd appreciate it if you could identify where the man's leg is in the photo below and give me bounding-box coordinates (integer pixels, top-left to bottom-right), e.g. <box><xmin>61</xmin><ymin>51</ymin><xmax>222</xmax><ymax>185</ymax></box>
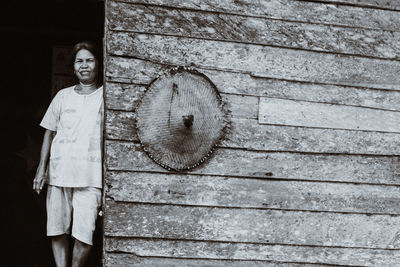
<box><xmin>71</xmin><ymin>239</ymin><xmax>91</xmax><ymax>267</ymax></box>
<box><xmin>71</xmin><ymin>187</ymin><xmax>101</xmax><ymax>267</ymax></box>
<box><xmin>51</xmin><ymin>234</ymin><xmax>70</xmax><ymax>267</ymax></box>
<box><xmin>47</xmin><ymin>186</ymin><xmax>73</xmax><ymax>267</ymax></box>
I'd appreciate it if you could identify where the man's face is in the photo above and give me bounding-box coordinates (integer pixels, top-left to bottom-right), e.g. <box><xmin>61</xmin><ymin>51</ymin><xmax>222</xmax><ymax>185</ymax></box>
<box><xmin>74</xmin><ymin>49</ymin><xmax>98</xmax><ymax>84</ymax></box>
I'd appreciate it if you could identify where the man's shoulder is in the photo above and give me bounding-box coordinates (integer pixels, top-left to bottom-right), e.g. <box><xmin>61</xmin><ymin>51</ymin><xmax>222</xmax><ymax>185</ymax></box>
<box><xmin>56</xmin><ymin>85</ymin><xmax>75</xmax><ymax>95</ymax></box>
<box><xmin>52</xmin><ymin>86</ymin><xmax>76</xmax><ymax>102</ymax></box>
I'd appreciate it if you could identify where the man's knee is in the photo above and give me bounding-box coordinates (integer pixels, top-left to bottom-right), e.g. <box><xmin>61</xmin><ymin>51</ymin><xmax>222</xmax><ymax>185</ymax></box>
<box><xmin>51</xmin><ymin>234</ymin><xmax>68</xmax><ymax>241</ymax></box>
<box><xmin>74</xmin><ymin>238</ymin><xmax>91</xmax><ymax>250</ymax></box>
<box><xmin>71</xmin><ymin>238</ymin><xmax>92</xmax><ymax>267</ymax></box>
<box><xmin>51</xmin><ymin>234</ymin><xmax>70</xmax><ymax>249</ymax></box>
<box><xmin>50</xmin><ymin>235</ymin><xmax>70</xmax><ymax>267</ymax></box>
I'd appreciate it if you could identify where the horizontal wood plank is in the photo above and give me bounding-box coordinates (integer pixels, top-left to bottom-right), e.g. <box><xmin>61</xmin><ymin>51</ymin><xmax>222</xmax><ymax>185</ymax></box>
<box><xmin>105</xmin><ymin>171</ymin><xmax>400</xmax><ymax>214</ymax></box>
<box><xmin>105</xmin><ymin>83</ymin><xmax>147</xmax><ymax>111</ymax></box>
<box><xmin>106</xmin><ymin>56</ymin><xmax>167</xmax><ymax>83</ymax></box>
<box><xmin>259</xmin><ymin>98</ymin><xmax>400</xmax><ymax>132</ymax></box>
<box><xmin>108</xmin><ymin>32</ymin><xmax>400</xmax><ymax>90</ymax></box>
<box><xmin>105</xmin><ymin>237</ymin><xmax>400</xmax><ymax>266</ymax></box>
<box><xmin>106</xmin><ymin>111</ymin><xmax>137</xmax><ymax>140</ymax></box>
<box><xmin>314</xmin><ymin>0</ymin><xmax>400</xmax><ymax>10</ymax></box>
<box><xmin>104</xmin><ymin>252</ymin><xmax>320</xmax><ymax>267</ymax></box>
<box><xmin>104</xmin><ymin>202</ymin><xmax>400</xmax><ymax>249</ymax></box>
<box><xmin>222</xmin><ymin>119</ymin><xmax>400</xmax><ymax>155</ymax></box>
<box><xmin>109</xmin><ymin>2</ymin><xmax>400</xmax><ymax>59</ymax></box>
<box><xmin>104</xmin><ymin>0</ymin><xmax>400</xmax><ymax>264</ymax></box>
<box><xmin>106</xmin><ymin>92</ymin><xmax>256</xmax><ymax>116</ymax></box>
<box><xmin>106</xmin><ymin>111</ymin><xmax>400</xmax><ymax>155</ymax></box>
<box><xmin>106</xmin><ymin>71</ymin><xmax>400</xmax><ymax>112</ymax></box>
<box><xmin>105</xmin><ymin>141</ymin><xmax>400</xmax><ymax>185</ymax></box>
<box><xmin>116</xmin><ymin>0</ymin><xmax>400</xmax><ymax>31</ymax></box>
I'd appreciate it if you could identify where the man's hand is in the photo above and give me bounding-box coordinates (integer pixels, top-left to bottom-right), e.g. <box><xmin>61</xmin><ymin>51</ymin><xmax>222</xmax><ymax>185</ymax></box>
<box><xmin>33</xmin><ymin>168</ymin><xmax>47</xmax><ymax>194</ymax></box>
<box><xmin>33</xmin><ymin>129</ymin><xmax>55</xmax><ymax>195</ymax></box>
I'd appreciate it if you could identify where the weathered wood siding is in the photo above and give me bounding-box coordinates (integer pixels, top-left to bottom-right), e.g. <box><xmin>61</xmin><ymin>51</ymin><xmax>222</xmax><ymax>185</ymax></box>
<box><xmin>104</xmin><ymin>0</ymin><xmax>400</xmax><ymax>265</ymax></box>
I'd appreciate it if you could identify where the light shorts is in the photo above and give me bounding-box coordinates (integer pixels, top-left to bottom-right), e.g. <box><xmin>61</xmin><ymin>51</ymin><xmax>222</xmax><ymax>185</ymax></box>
<box><xmin>46</xmin><ymin>185</ymin><xmax>102</xmax><ymax>245</ymax></box>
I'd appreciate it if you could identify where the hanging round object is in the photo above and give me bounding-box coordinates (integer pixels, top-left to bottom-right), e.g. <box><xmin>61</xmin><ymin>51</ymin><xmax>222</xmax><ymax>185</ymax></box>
<box><xmin>135</xmin><ymin>67</ymin><xmax>228</xmax><ymax>171</ymax></box>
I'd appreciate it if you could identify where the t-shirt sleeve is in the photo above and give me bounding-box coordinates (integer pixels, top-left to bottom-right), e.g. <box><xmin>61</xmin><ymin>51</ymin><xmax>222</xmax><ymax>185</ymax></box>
<box><xmin>40</xmin><ymin>91</ymin><xmax>62</xmax><ymax>131</ymax></box>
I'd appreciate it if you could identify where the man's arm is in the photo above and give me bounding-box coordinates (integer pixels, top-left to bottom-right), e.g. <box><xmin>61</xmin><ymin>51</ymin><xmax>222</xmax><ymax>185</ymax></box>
<box><xmin>33</xmin><ymin>129</ymin><xmax>55</xmax><ymax>194</ymax></box>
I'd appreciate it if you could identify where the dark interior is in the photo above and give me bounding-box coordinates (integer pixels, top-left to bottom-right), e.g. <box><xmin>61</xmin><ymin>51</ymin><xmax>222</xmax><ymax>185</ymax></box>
<box><xmin>3</xmin><ymin>1</ymin><xmax>104</xmax><ymax>266</ymax></box>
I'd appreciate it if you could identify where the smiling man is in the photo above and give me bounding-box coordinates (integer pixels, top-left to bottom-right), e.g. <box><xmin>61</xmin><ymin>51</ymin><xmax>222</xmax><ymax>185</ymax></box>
<box><xmin>33</xmin><ymin>41</ymin><xmax>103</xmax><ymax>267</ymax></box>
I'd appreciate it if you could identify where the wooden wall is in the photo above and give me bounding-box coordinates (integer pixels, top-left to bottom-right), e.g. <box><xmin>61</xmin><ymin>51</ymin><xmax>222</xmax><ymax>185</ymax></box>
<box><xmin>103</xmin><ymin>0</ymin><xmax>400</xmax><ymax>265</ymax></box>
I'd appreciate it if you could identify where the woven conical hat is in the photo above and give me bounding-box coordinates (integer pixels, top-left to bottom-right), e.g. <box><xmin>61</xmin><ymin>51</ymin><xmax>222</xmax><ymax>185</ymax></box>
<box><xmin>135</xmin><ymin>67</ymin><xmax>227</xmax><ymax>171</ymax></box>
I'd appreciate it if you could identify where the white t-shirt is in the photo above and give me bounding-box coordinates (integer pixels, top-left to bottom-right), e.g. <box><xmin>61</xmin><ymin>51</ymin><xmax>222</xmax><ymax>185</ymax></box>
<box><xmin>40</xmin><ymin>85</ymin><xmax>103</xmax><ymax>188</ymax></box>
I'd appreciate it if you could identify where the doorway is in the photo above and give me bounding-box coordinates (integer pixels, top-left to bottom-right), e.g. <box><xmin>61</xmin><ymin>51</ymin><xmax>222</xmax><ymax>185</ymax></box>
<box><xmin>3</xmin><ymin>1</ymin><xmax>104</xmax><ymax>266</ymax></box>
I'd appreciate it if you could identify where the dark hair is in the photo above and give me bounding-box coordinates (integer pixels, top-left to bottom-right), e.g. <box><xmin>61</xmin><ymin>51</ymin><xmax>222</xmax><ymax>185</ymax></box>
<box><xmin>71</xmin><ymin>41</ymin><xmax>103</xmax><ymax>84</ymax></box>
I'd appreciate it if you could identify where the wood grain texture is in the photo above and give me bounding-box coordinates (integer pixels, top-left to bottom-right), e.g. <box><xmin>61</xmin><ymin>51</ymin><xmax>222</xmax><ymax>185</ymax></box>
<box><xmin>105</xmin><ymin>171</ymin><xmax>400</xmax><ymax>214</ymax></box>
<box><xmin>105</xmin><ymin>141</ymin><xmax>400</xmax><ymax>185</ymax></box>
<box><xmin>104</xmin><ymin>202</ymin><xmax>400</xmax><ymax>249</ymax></box>
<box><xmin>106</xmin><ymin>111</ymin><xmax>400</xmax><ymax>155</ymax></box>
<box><xmin>106</xmin><ymin>72</ymin><xmax>400</xmax><ymax>112</ymax></box>
<box><xmin>106</xmin><ymin>111</ymin><xmax>137</xmax><ymax>140</ymax></box>
<box><xmin>104</xmin><ymin>252</ymin><xmax>323</xmax><ymax>267</ymax></box>
<box><xmin>108</xmin><ymin>2</ymin><xmax>400</xmax><ymax>59</ymax></box>
<box><xmin>105</xmin><ymin>237</ymin><xmax>400</xmax><ymax>266</ymax></box>
<box><xmin>313</xmin><ymin>0</ymin><xmax>400</xmax><ymax>10</ymax></box>
<box><xmin>106</xmin><ymin>56</ymin><xmax>167</xmax><ymax>83</ymax></box>
<box><xmin>105</xmin><ymin>83</ymin><xmax>147</xmax><ymax>111</ymax></box>
<box><xmin>105</xmin><ymin>82</ymin><xmax>257</xmax><ymax>118</ymax></box>
<box><xmin>259</xmin><ymin>98</ymin><xmax>400</xmax><ymax>132</ymax></box>
<box><xmin>222</xmin><ymin>118</ymin><xmax>400</xmax><ymax>155</ymax></box>
<box><xmin>104</xmin><ymin>0</ymin><xmax>400</xmax><ymax>264</ymax></box>
<box><xmin>105</xmin><ymin>92</ymin><xmax>257</xmax><ymax>137</ymax></box>
<box><xmin>222</xmin><ymin>94</ymin><xmax>258</xmax><ymax>119</ymax></box>
<box><xmin>108</xmin><ymin>32</ymin><xmax>400</xmax><ymax>90</ymax></box>
<box><xmin>115</xmin><ymin>0</ymin><xmax>400</xmax><ymax>31</ymax></box>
